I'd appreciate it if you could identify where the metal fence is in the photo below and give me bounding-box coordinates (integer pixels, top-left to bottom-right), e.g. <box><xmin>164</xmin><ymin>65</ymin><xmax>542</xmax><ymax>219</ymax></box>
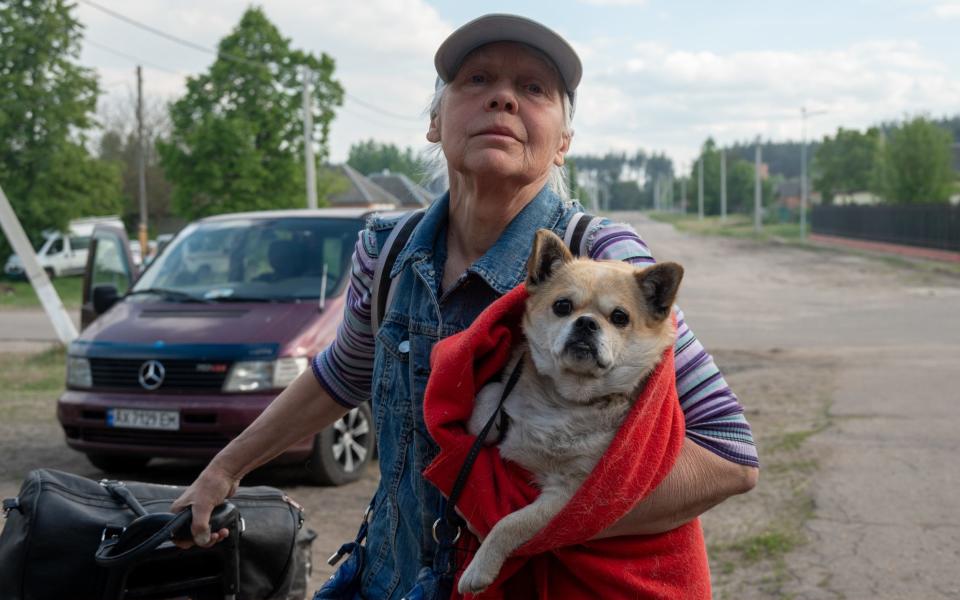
<box><xmin>811</xmin><ymin>204</ymin><xmax>960</xmax><ymax>252</ymax></box>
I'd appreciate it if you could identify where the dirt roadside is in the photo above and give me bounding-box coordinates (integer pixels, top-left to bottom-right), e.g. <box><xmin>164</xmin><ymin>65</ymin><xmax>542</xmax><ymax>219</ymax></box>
<box><xmin>2</xmin><ymin>213</ymin><xmax>959</xmax><ymax>597</ymax></box>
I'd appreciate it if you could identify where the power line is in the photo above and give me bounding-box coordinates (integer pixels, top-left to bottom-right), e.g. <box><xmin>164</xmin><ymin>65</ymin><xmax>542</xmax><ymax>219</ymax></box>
<box><xmin>79</xmin><ymin>0</ymin><xmax>423</xmax><ymax>122</ymax></box>
<box><xmin>85</xmin><ymin>38</ymin><xmax>182</xmax><ymax>75</ymax></box>
<box><xmin>80</xmin><ymin>0</ymin><xmax>219</xmax><ymax>59</ymax></box>
<box><xmin>344</xmin><ymin>93</ymin><xmax>423</xmax><ymax>123</ymax></box>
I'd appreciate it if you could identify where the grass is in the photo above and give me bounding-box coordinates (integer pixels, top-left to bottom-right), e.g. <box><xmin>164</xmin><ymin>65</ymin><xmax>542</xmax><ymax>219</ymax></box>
<box><xmin>0</xmin><ymin>347</ymin><xmax>66</xmax><ymax>423</ymax></box>
<box><xmin>729</xmin><ymin>530</ymin><xmax>802</xmax><ymax>563</ymax></box>
<box><xmin>0</xmin><ymin>346</ymin><xmax>66</xmax><ymax>393</ymax></box>
<box><xmin>649</xmin><ymin>212</ymin><xmax>802</xmax><ymax>242</ymax></box>
<box><xmin>648</xmin><ymin>211</ymin><xmax>960</xmax><ymax>278</ymax></box>
<box><xmin>0</xmin><ymin>276</ymin><xmax>84</xmax><ymax>310</ymax></box>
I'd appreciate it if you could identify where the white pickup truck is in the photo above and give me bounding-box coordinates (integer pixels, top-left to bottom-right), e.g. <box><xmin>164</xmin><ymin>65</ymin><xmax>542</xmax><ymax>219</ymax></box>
<box><xmin>4</xmin><ymin>216</ymin><xmax>128</xmax><ymax>279</ymax></box>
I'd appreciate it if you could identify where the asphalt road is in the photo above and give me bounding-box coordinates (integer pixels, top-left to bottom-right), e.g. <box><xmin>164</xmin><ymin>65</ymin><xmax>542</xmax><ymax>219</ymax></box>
<box><xmin>625</xmin><ymin>213</ymin><xmax>960</xmax><ymax>599</ymax></box>
<box><xmin>0</xmin><ymin>307</ymin><xmax>79</xmax><ymax>351</ymax></box>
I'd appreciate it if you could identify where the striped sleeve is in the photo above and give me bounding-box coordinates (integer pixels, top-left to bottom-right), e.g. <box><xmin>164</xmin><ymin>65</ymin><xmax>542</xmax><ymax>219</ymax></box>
<box><xmin>311</xmin><ymin>226</ymin><xmax>379</xmax><ymax>408</ymax></box>
<box><xmin>585</xmin><ymin>220</ymin><xmax>759</xmax><ymax>468</ymax></box>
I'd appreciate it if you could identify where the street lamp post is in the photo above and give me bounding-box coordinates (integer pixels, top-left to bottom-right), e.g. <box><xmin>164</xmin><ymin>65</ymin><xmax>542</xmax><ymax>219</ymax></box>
<box><xmin>800</xmin><ymin>106</ymin><xmax>827</xmax><ymax>239</ymax></box>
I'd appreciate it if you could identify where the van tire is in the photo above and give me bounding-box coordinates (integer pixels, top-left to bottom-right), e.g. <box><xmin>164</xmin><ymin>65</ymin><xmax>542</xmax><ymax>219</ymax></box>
<box><xmin>44</xmin><ymin>267</ymin><xmax>56</xmax><ymax>280</ymax></box>
<box><xmin>87</xmin><ymin>453</ymin><xmax>151</xmax><ymax>473</ymax></box>
<box><xmin>306</xmin><ymin>403</ymin><xmax>374</xmax><ymax>486</ymax></box>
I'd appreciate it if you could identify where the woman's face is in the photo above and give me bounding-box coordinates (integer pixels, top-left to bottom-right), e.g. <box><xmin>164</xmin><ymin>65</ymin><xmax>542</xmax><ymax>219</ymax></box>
<box><xmin>428</xmin><ymin>42</ymin><xmax>571</xmax><ymax>188</ymax></box>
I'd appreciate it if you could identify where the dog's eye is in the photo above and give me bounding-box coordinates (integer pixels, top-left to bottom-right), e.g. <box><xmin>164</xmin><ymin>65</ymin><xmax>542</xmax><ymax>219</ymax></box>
<box><xmin>552</xmin><ymin>299</ymin><xmax>573</xmax><ymax>317</ymax></box>
<box><xmin>610</xmin><ymin>309</ymin><xmax>630</xmax><ymax>327</ymax></box>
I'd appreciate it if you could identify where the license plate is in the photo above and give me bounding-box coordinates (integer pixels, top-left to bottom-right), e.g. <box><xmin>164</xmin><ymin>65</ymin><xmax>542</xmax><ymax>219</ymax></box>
<box><xmin>107</xmin><ymin>408</ymin><xmax>180</xmax><ymax>431</ymax></box>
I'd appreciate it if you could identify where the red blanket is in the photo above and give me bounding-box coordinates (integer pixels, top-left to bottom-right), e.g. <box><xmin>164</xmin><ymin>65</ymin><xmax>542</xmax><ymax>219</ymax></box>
<box><xmin>423</xmin><ymin>284</ymin><xmax>711</xmax><ymax>599</ymax></box>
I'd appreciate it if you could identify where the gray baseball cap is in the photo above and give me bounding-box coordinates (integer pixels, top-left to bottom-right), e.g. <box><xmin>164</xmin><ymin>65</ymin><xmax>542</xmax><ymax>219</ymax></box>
<box><xmin>434</xmin><ymin>14</ymin><xmax>582</xmax><ymax>101</ymax></box>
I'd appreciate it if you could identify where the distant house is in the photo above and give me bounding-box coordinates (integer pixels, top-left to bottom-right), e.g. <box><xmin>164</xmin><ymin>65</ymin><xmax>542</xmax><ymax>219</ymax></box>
<box><xmin>368</xmin><ymin>170</ymin><xmax>435</xmax><ymax>208</ymax></box>
<box><xmin>324</xmin><ymin>164</ymin><xmax>400</xmax><ymax>209</ymax></box>
<box><xmin>833</xmin><ymin>191</ymin><xmax>882</xmax><ymax>206</ymax></box>
<box><xmin>776</xmin><ymin>180</ymin><xmax>802</xmax><ymax>210</ymax></box>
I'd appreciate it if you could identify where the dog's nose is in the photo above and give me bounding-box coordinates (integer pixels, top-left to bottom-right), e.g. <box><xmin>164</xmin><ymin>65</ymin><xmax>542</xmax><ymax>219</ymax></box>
<box><xmin>574</xmin><ymin>316</ymin><xmax>599</xmax><ymax>333</ymax></box>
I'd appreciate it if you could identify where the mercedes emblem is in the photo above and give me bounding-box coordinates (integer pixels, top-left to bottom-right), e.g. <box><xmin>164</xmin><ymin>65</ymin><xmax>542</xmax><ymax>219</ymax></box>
<box><xmin>138</xmin><ymin>360</ymin><xmax>166</xmax><ymax>391</ymax></box>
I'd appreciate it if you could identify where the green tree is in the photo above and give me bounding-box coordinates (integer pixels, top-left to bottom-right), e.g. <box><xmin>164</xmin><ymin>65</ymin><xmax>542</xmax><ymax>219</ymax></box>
<box><xmin>812</xmin><ymin>127</ymin><xmax>881</xmax><ymax>203</ymax></box>
<box><xmin>876</xmin><ymin>116</ymin><xmax>954</xmax><ymax>204</ymax></box>
<box><xmin>98</xmin><ymin>97</ymin><xmax>174</xmax><ymax>232</ymax></box>
<box><xmin>158</xmin><ymin>7</ymin><xmax>343</xmax><ymax>220</ymax></box>
<box><xmin>608</xmin><ymin>180</ymin><xmax>643</xmax><ymax>210</ymax></box>
<box><xmin>0</xmin><ymin>0</ymin><xmax>122</xmax><ymax>261</ymax></box>
<box><xmin>347</xmin><ymin>140</ymin><xmax>424</xmax><ymax>180</ymax></box>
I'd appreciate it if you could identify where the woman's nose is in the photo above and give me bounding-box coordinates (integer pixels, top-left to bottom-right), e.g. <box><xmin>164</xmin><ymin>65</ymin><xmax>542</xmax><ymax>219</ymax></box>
<box><xmin>486</xmin><ymin>87</ymin><xmax>518</xmax><ymax>114</ymax></box>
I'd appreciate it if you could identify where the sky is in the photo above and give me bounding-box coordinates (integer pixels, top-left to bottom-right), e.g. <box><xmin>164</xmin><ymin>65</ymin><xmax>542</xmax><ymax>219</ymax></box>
<box><xmin>76</xmin><ymin>0</ymin><xmax>960</xmax><ymax>173</ymax></box>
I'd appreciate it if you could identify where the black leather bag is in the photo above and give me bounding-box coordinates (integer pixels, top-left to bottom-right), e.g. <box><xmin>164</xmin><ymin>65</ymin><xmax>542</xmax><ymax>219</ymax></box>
<box><xmin>0</xmin><ymin>469</ymin><xmax>314</xmax><ymax>600</ymax></box>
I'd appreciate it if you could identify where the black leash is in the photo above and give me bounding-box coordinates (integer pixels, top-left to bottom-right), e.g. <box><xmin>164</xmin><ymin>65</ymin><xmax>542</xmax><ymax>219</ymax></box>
<box><xmin>432</xmin><ymin>354</ymin><xmax>525</xmax><ymax>546</ymax></box>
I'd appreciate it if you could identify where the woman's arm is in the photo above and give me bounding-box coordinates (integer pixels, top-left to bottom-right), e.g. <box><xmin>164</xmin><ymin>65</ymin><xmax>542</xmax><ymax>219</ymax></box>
<box><xmin>592</xmin><ymin>438</ymin><xmax>758</xmax><ymax>538</ymax></box>
<box><xmin>171</xmin><ymin>362</ymin><xmax>350</xmax><ymax>547</ymax></box>
<box><xmin>585</xmin><ymin>220</ymin><xmax>760</xmax><ymax>538</ymax></box>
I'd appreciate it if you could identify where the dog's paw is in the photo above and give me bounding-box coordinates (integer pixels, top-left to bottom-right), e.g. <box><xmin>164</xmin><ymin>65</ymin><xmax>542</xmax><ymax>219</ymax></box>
<box><xmin>457</xmin><ymin>558</ymin><xmax>498</xmax><ymax>595</ymax></box>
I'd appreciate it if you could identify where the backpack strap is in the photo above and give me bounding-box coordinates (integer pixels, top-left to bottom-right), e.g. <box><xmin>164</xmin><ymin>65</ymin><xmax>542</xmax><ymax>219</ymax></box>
<box><xmin>370</xmin><ymin>209</ymin><xmax>426</xmax><ymax>337</ymax></box>
<box><xmin>563</xmin><ymin>211</ymin><xmax>602</xmax><ymax>257</ymax></box>
<box><xmin>372</xmin><ymin>209</ymin><xmax>599</xmax><ymax>335</ymax></box>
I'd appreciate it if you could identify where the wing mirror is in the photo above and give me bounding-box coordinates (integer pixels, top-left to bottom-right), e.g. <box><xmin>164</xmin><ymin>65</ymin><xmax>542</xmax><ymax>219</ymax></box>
<box><xmin>92</xmin><ymin>285</ymin><xmax>120</xmax><ymax>315</ymax></box>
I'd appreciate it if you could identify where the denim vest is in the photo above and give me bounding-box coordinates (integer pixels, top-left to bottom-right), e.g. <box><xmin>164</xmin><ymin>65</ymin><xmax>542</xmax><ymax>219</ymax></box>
<box><xmin>357</xmin><ymin>187</ymin><xmax>581</xmax><ymax>599</ymax></box>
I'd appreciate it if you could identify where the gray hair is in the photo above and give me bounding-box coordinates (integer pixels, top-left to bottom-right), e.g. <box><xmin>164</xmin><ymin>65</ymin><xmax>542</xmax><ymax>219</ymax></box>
<box><xmin>422</xmin><ymin>80</ymin><xmax>574</xmax><ymax>199</ymax></box>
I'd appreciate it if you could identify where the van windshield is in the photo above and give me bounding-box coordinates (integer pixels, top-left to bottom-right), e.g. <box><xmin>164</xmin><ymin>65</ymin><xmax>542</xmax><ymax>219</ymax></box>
<box><xmin>132</xmin><ymin>217</ymin><xmax>363</xmax><ymax>302</ymax></box>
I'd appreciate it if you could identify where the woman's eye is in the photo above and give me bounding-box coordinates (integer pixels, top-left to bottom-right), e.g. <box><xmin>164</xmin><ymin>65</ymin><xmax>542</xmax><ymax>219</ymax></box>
<box><xmin>470</xmin><ymin>74</ymin><xmax>487</xmax><ymax>84</ymax></box>
<box><xmin>526</xmin><ymin>83</ymin><xmax>544</xmax><ymax>95</ymax></box>
<box><xmin>610</xmin><ymin>309</ymin><xmax>630</xmax><ymax>327</ymax></box>
<box><xmin>553</xmin><ymin>299</ymin><xmax>573</xmax><ymax>317</ymax></box>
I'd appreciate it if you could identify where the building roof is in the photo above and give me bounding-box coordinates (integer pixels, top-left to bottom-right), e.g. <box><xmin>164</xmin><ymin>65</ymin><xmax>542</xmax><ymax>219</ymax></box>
<box><xmin>325</xmin><ymin>164</ymin><xmax>401</xmax><ymax>208</ymax></box>
<box><xmin>368</xmin><ymin>170</ymin><xmax>435</xmax><ymax>208</ymax></box>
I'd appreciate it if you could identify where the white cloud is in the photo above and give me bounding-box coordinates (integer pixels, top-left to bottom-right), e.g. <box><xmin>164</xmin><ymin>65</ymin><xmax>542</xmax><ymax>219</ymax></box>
<box><xmin>77</xmin><ymin>0</ymin><xmax>452</xmax><ymax>161</ymax></box>
<box><xmin>570</xmin><ymin>38</ymin><xmax>960</xmax><ymax>166</ymax></box>
<box><xmin>931</xmin><ymin>2</ymin><xmax>960</xmax><ymax>17</ymax></box>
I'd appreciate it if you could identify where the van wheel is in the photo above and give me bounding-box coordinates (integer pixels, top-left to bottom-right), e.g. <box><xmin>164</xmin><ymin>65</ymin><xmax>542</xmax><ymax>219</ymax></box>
<box><xmin>87</xmin><ymin>454</ymin><xmax>151</xmax><ymax>473</ymax></box>
<box><xmin>306</xmin><ymin>404</ymin><xmax>374</xmax><ymax>486</ymax></box>
<box><xmin>44</xmin><ymin>267</ymin><xmax>56</xmax><ymax>280</ymax></box>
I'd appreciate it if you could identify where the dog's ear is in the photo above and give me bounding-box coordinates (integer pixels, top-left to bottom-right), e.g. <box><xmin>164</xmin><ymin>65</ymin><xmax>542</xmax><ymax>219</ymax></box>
<box><xmin>635</xmin><ymin>262</ymin><xmax>684</xmax><ymax>321</ymax></box>
<box><xmin>527</xmin><ymin>229</ymin><xmax>574</xmax><ymax>290</ymax></box>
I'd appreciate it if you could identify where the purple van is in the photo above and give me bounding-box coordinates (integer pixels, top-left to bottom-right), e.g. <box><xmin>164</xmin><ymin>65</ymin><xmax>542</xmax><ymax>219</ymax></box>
<box><xmin>57</xmin><ymin>209</ymin><xmax>379</xmax><ymax>485</ymax></box>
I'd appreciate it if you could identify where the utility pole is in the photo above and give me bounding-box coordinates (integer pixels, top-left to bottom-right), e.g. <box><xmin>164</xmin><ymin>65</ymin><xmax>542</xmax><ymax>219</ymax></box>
<box><xmin>136</xmin><ymin>66</ymin><xmax>148</xmax><ymax>258</ymax></box>
<box><xmin>754</xmin><ymin>136</ymin><xmax>763</xmax><ymax>233</ymax></box>
<box><xmin>0</xmin><ymin>184</ymin><xmax>77</xmax><ymax>344</ymax></box>
<box><xmin>697</xmin><ymin>157</ymin><xmax>704</xmax><ymax>220</ymax></box>
<box><xmin>302</xmin><ymin>66</ymin><xmax>318</xmax><ymax>209</ymax></box>
<box><xmin>680</xmin><ymin>162</ymin><xmax>687</xmax><ymax>214</ymax></box>
<box><xmin>801</xmin><ymin>106</ymin><xmax>827</xmax><ymax>240</ymax></box>
<box><xmin>720</xmin><ymin>148</ymin><xmax>727</xmax><ymax>223</ymax></box>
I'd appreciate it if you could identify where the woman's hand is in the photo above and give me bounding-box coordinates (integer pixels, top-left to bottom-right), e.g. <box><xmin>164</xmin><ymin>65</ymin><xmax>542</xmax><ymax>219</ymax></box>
<box><xmin>170</xmin><ymin>462</ymin><xmax>240</xmax><ymax>548</ymax></box>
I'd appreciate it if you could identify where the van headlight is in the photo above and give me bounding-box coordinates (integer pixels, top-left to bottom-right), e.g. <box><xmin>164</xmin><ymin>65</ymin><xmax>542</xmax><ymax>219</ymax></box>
<box><xmin>223</xmin><ymin>357</ymin><xmax>309</xmax><ymax>392</ymax></box>
<box><xmin>66</xmin><ymin>356</ymin><xmax>92</xmax><ymax>388</ymax></box>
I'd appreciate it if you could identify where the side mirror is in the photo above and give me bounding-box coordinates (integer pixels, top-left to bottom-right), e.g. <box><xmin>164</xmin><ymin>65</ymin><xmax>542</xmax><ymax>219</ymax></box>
<box><xmin>92</xmin><ymin>285</ymin><xmax>120</xmax><ymax>315</ymax></box>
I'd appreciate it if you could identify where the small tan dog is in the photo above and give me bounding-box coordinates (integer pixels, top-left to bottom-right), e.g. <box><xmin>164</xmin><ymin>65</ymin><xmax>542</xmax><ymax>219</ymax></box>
<box><xmin>458</xmin><ymin>229</ymin><xmax>684</xmax><ymax>594</ymax></box>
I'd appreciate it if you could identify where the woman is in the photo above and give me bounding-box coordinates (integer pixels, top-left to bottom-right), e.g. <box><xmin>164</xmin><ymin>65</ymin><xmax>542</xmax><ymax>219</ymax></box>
<box><xmin>172</xmin><ymin>14</ymin><xmax>759</xmax><ymax>598</ymax></box>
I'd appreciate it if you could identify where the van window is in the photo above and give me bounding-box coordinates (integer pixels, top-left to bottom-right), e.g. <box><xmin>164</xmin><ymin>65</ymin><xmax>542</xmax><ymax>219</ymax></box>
<box><xmin>132</xmin><ymin>217</ymin><xmax>363</xmax><ymax>302</ymax></box>
<box><xmin>91</xmin><ymin>236</ymin><xmax>131</xmax><ymax>295</ymax></box>
<box><xmin>48</xmin><ymin>237</ymin><xmax>64</xmax><ymax>255</ymax></box>
<box><xmin>69</xmin><ymin>236</ymin><xmax>91</xmax><ymax>251</ymax></box>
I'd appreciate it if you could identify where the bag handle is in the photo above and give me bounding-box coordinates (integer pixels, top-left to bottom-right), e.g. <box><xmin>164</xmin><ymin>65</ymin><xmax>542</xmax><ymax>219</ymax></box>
<box><xmin>371</xmin><ymin>209</ymin><xmax>426</xmax><ymax>336</ymax></box>
<box><xmin>95</xmin><ymin>502</ymin><xmax>238</xmax><ymax>567</ymax></box>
